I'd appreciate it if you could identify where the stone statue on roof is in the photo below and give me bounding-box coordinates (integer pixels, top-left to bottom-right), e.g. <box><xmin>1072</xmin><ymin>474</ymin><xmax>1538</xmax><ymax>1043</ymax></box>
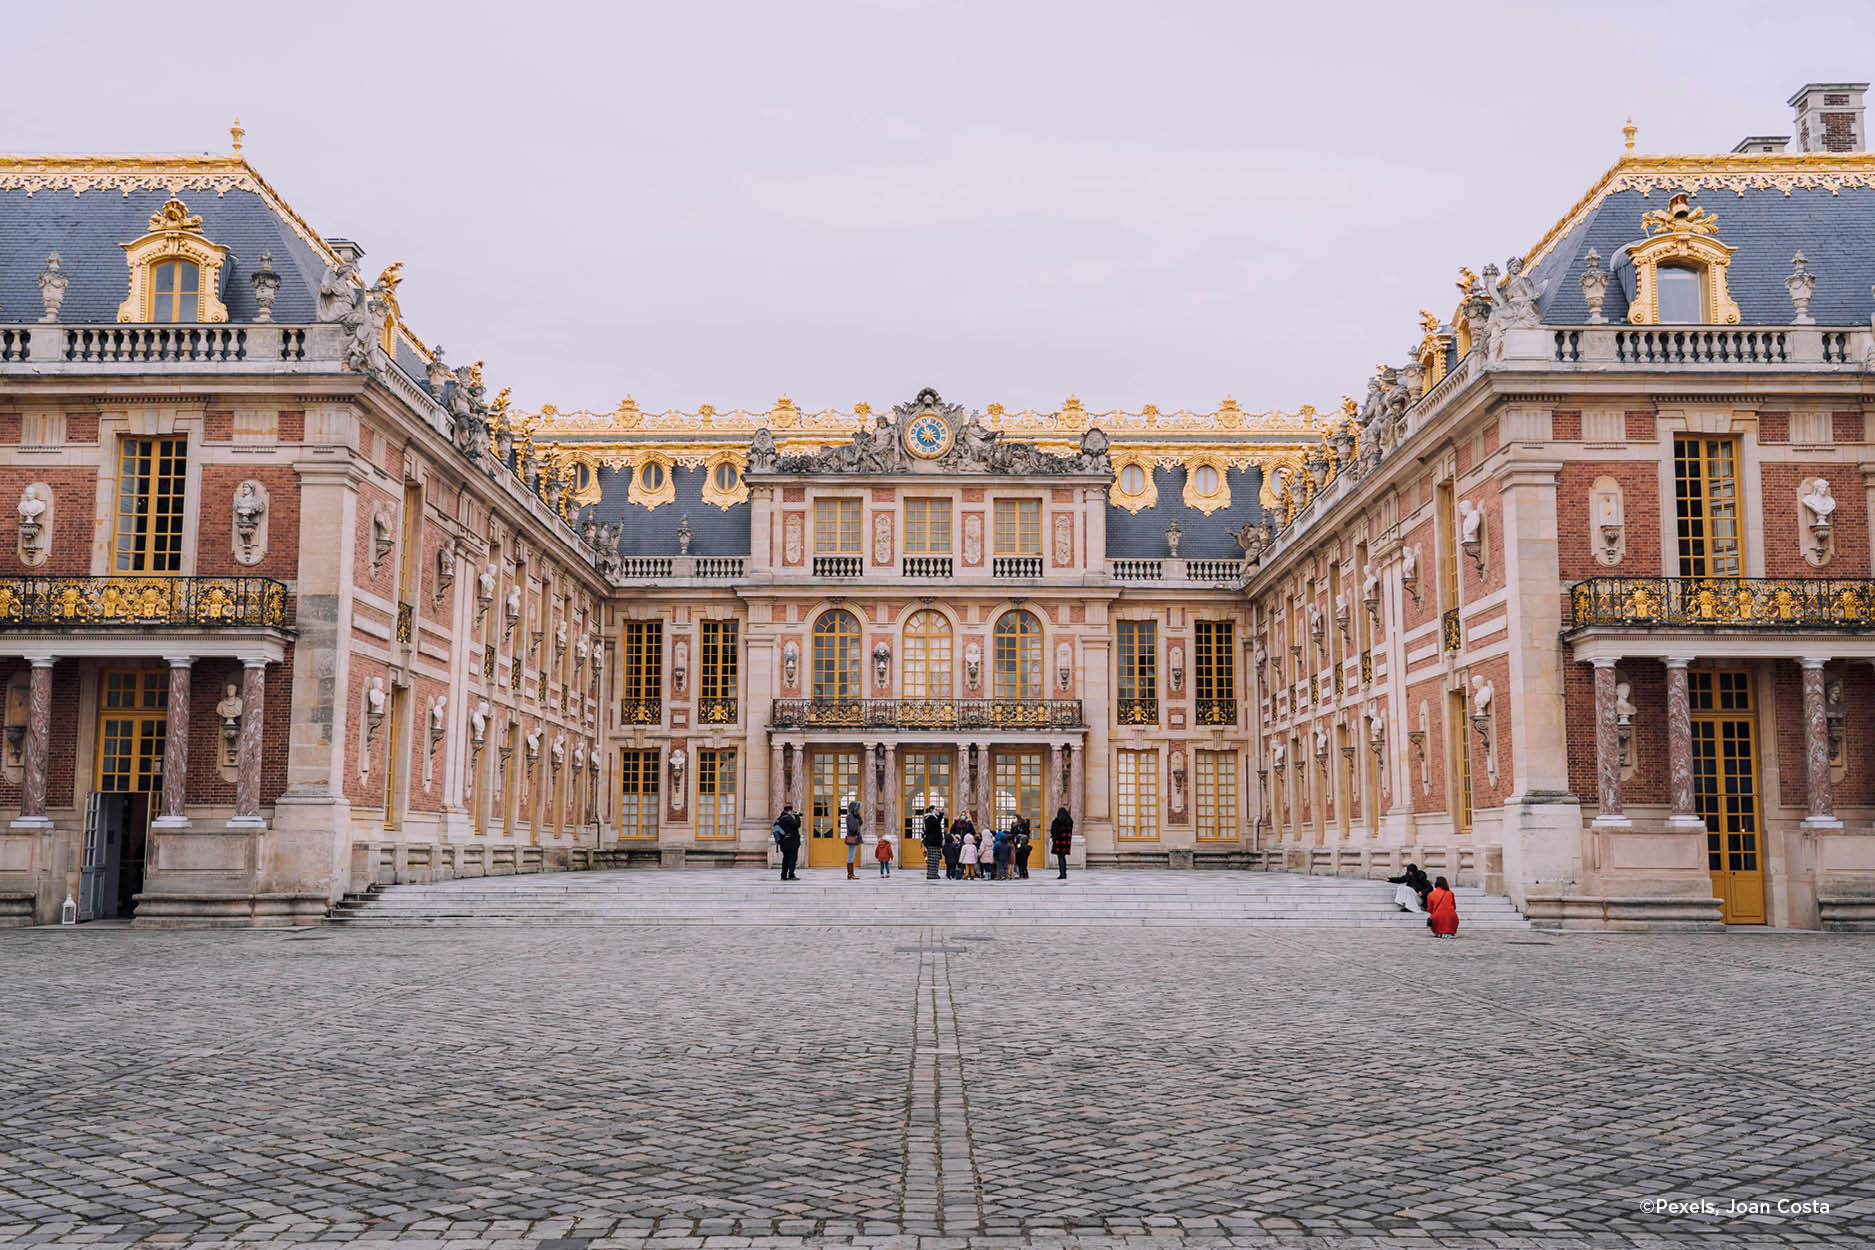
<box><xmin>1490</xmin><ymin>256</ymin><xmax>1543</xmax><ymax>329</ymax></box>
<box><xmin>315</xmin><ymin>261</ymin><xmax>359</xmax><ymax>324</ymax></box>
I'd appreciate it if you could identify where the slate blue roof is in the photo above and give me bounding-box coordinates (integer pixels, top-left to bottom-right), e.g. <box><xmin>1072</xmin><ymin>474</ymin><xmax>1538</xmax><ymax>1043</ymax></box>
<box><xmin>587</xmin><ymin>465</ymin><xmax>753</xmax><ymax>556</ymax></box>
<box><xmin>1106</xmin><ymin>465</ymin><xmax>1270</xmax><ymax>559</ymax></box>
<box><xmin>1531</xmin><ymin>184</ymin><xmax>1875</xmax><ymax>326</ymax></box>
<box><xmin>0</xmin><ymin>185</ymin><xmax>328</xmax><ymax>325</ymax></box>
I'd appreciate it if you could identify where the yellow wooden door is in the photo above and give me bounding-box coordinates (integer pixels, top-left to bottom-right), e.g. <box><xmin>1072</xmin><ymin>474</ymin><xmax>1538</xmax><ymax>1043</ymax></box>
<box><xmin>994</xmin><ymin>749</ymin><xmax>1046</xmax><ymax>869</ymax></box>
<box><xmin>808</xmin><ymin>748</ymin><xmax>861</xmax><ymax>867</ymax></box>
<box><xmin>1690</xmin><ymin>670</ymin><xmax>1765</xmax><ymax>925</ymax></box>
<box><xmin>900</xmin><ymin>749</ymin><xmax>953</xmax><ymax>864</ymax></box>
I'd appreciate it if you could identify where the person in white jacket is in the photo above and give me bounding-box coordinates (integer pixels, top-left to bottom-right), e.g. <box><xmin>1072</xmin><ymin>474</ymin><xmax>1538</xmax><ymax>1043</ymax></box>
<box><xmin>960</xmin><ymin>832</ymin><xmax>980</xmax><ymax>880</ymax></box>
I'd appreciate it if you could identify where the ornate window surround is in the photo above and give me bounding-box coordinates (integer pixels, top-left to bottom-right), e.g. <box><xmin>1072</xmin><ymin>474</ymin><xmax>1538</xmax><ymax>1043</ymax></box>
<box><xmin>1180</xmin><ymin>456</ymin><xmax>1231</xmax><ymax>514</ymax></box>
<box><xmin>699</xmin><ymin>450</ymin><xmax>748</xmax><ymax>511</ymax></box>
<box><xmin>118</xmin><ymin>198</ymin><xmax>229</xmax><ymax>324</ymax></box>
<box><xmin>1625</xmin><ymin>193</ymin><xmax>1741</xmax><ymax>326</ymax></box>
<box><xmin>630</xmin><ymin>453</ymin><xmax>676</xmax><ymax>511</ymax></box>
<box><xmin>1110</xmin><ymin>455</ymin><xmax>1157</xmax><ymax>513</ymax></box>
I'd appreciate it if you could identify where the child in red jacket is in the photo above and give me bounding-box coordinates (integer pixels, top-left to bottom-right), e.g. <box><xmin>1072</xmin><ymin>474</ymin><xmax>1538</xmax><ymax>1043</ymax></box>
<box><xmin>875</xmin><ymin>833</ymin><xmax>894</xmax><ymax>878</ymax></box>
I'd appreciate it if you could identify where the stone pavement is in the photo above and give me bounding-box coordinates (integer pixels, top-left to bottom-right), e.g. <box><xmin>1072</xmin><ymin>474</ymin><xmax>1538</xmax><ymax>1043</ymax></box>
<box><xmin>0</xmin><ymin>917</ymin><xmax>1870</xmax><ymax>1250</ymax></box>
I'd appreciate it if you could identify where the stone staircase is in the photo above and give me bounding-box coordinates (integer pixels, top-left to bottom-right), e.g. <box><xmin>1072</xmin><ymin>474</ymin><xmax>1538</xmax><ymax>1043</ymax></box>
<box><xmin>329</xmin><ymin>868</ymin><xmax>1531</xmax><ymax>929</ymax></box>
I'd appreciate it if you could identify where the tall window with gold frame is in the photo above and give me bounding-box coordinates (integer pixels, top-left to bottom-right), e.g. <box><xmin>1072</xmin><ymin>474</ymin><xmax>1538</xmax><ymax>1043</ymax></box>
<box><xmin>699</xmin><ymin>619</ymin><xmax>739</xmax><ymax>722</ymax></box>
<box><xmin>1194</xmin><ymin>620</ymin><xmax>1233</xmax><ymax>723</ymax></box>
<box><xmin>814</xmin><ymin>497</ymin><xmax>862</xmax><ymax>553</ymax></box>
<box><xmin>993</xmin><ymin>498</ymin><xmax>1041</xmax><ymax>555</ymax></box>
<box><xmin>619</xmin><ymin>747</ymin><xmax>660</xmax><ymax>840</ymax></box>
<box><xmin>901</xmin><ymin>609</ymin><xmax>952</xmax><ymax>699</ymax></box>
<box><xmin>1115</xmin><ymin>749</ymin><xmax>1159</xmax><ymax>840</ymax></box>
<box><xmin>1194</xmin><ymin>749</ymin><xmax>1237</xmax><ymax>841</ymax></box>
<box><xmin>1116</xmin><ymin>620</ymin><xmax>1157</xmax><ymax>723</ymax></box>
<box><xmin>904</xmin><ymin>498</ymin><xmax>952</xmax><ymax>554</ymax></box>
<box><xmin>1436</xmin><ymin>482</ymin><xmax>1459</xmax><ymax>610</ymax></box>
<box><xmin>113</xmin><ymin>437</ymin><xmax>188</xmax><ymax>573</ymax></box>
<box><xmin>1449</xmin><ymin>690</ymin><xmax>1473</xmax><ymax>834</ymax></box>
<box><xmin>1675</xmin><ymin>436</ymin><xmax>1745</xmax><ymax>577</ymax></box>
<box><xmin>621</xmin><ymin>621</ymin><xmax>663</xmax><ymax>723</ymax></box>
<box><xmin>397</xmin><ymin>482</ymin><xmax>422</xmax><ymax>602</ymax></box>
<box><xmin>812</xmin><ymin>609</ymin><xmax>862</xmax><ymax>701</ymax></box>
<box><xmin>382</xmin><ymin>684</ymin><xmax>406</xmax><ymax>831</ymax></box>
<box><xmin>992</xmin><ymin>610</ymin><xmax>1042</xmax><ymax>700</ymax></box>
<box><xmin>696</xmin><ymin>747</ymin><xmax>737</xmax><ymax>840</ymax></box>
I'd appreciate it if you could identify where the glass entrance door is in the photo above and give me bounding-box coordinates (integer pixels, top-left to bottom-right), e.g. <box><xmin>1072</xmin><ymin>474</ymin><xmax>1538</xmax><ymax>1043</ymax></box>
<box><xmin>900</xmin><ymin>749</ymin><xmax>953</xmax><ymax>864</ymax></box>
<box><xmin>994</xmin><ymin>749</ymin><xmax>1045</xmax><ymax>869</ymax></box>
<box><xmin>1690</xmin><ymin>669</ymin><xmax>1765</xmax><ymax>925</ymax></box>
<box><xmin>808</xmin><ymin>748</ymin><xmax>861</xmax><ymax>868</ymax></box>
<box><xmin>94</xmin><ymin>670</ymin><xmax>167</xmax><ymax>919</ymax></box>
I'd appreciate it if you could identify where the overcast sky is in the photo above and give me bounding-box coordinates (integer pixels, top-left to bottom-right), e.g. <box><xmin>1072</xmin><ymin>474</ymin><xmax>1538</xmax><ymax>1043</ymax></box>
<box><xmin>6</xmin><ymin>1</ymin><xmax>1873</xmax><ymax>415</ymax></box>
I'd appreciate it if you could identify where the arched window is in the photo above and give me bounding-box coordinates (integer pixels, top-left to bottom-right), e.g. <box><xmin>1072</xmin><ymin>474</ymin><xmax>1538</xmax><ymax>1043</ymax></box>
<box><xmin>993</xmin><ymin>610</ymin><xmax>1042</xmax><ymax>700</ymax></box>
<box><xmin>1656</xmin><ymin>264</ymin><xmax>1702</xmax><ymax>323</ymax></box>
<box><xmin>901</xmin><ymin>610</ymin><xmax>952</xmax><ymax>700</ymax></box>
<box><xmin>150</xmin><ymin>260</ymin><xmax>200</xmax><ymax>323</ymax></box>
<box><xmin>812</xmin><ymin>609</ymin><xmax>861</xmax><ymax>702</ymax></box>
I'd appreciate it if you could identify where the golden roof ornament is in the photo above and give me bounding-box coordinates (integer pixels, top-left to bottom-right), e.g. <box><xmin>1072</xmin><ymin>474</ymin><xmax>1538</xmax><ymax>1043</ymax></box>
<box><xmin>1642</xmin><ymin>192</ymin><xmax>1721</xmax><ymax>237</ymax></box>
<box><xmin>230</xmin><ymin>117</ymin><xmax>246</xmax><ymax>153</ymax></box>
<box><xmin>1456</xmin><ymin>266</ymin><xmax>1479</xmax><ymax>296</ymax></box>
<box><xmin>1418</xmin><ymin>308</ymin><xmax>1441</xmax><ymax>335</ymax></box>
<box><xmin>149</xmin><ymin>198</ymin><xmax>203</xmax><ymax>232</ymax></box>
<box><xmin>1623</xmin><ymin>118</ymin><xmax>1637</xmax><ymax>151</ymax></box>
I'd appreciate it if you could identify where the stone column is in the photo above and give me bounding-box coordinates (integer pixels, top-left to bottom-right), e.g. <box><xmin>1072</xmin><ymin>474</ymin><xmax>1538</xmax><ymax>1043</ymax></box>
<box><xmin>1068</xmin><ymin>742</ymin><xmax>1084</xmax><ymax>835</ymax></box>
<box><xmin>1663</xmin><ymin>656</ymin><xmax>1703</xmax><ymax>831</ymax></box>
<box><xmin>860</xmin><ymin>739</ymin><xmax>878</xmax><ymax>841</ymax></box>
<box><xmin>1800</xmin><ymin>658</ymin><xmax>1842</xmax><ymax>828</ymax></box>
<box><xmin>882</xmin><ymin>743</ymin><xmax>897</xmax><ymax>845</ymax></box>
<box><xmin>769</xmin><ymin>741</ymin><xmax>785</xmax><ymax>820</ymax></box>
<box><xmin>1590</xmin><ymin>658</ymin><xmax>1628</xmax><ymax>828</ymax></box>
<box><xmin>230</xmin><ymin>658</ymin><xmax>268</xmax><ymax>829</ymax></box>
<box><xmin>9</xmin><ymin>655</ymin><xmax>55</xmax><ymax>829</ymax></box>
<box><xmin>153</xmin><ymin>656</ymin><xmax>194</xmax><ymax>830</ymax></box>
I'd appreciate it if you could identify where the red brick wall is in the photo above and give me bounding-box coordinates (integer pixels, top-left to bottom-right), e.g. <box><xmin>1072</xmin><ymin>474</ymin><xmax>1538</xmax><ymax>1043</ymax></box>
<box><xmin>353</xmin><ymin>481</ymin><xmax>398</xmax><ymax>598</ymax></box>
<box><xmin>1459</xmin><ymin>478</ymin><xmax>1504</xmax><ymax>602</ymax></box>
<box><xmin>0</xmin><ymin>662</ymin><xmax>81</xmax><ymax>810</ymax></box>
<box><xmin>1407</xmin><ymin>677</ymin><xmax>1447</xmax><ymax>816</ymax></box>
<box><xmin>1758</xmin><ymin>411</ymin><xmax>1789</xmax><ymax>444</ymax></box>
<box><xmin>1626</xmin><ymin>411</ymin><xmax>1656</xmax><ymax>443</ymax></box>
<box><xmin>1559</xmin><ymin>461</ymin><xmax>1664</xmax><ymax>579</ymax></box>
<box><xmin>1553</xmin><ymin>409</ymin><xmax>1581</xmax><ymax>441</ymax></box>
<box><xmin>0</xmin><ymin>468</ymin><xmax>97</xmax><ymax>575</ymax></box>
<box><xmin>1468</xmin><ymin>654</ymin><xmax>1512</xmax><ymax>810</ymax></box>
<box><xmin>1761</xmin><ymin>463</ymin><xmax>1867</xmax><ymax>576</ymax></box>
<box><xmin>1833</xmin><ymin>411</ymin><xmax>1864</xmax><ymax>444</ymax></box>
<box><xmin>1400</xmin><ymin>516</ymin><xmax>1437</xmax><ymax>635</ymax></box>
<box><xmin>195</xmin><ymin>466</ymin><xmax>300</xmax><ymax>580</ymax></box>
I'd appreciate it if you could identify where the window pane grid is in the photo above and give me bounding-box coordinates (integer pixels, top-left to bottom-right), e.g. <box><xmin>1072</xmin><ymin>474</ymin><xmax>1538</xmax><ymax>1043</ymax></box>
<box><xmin>1675</xmin><ymin>437</ymin><xmax>1744</xmax><ymax>578</ymax></box>
<box><xmin>1117</xmin><ymin>620</ymin><xmax>1156</xmax><ymax>702</ymax></box>
<box><xmin>905</xmin><ymin>498</ymin><xmax>952</xmax><ymax>554</ymax></box>
<box><xmin>1116</xmin><ymin>749</ymin><xmax>1159</xmax><ymax>840</ymax></box>
<box><xmin>1194</xmin><ymin>621</ymin><xmax>1233</xmax><ymax>703</ymax></box>
<box><xmin>696</xmin><ymin>748</ymin><xmax>737</xmax><ymax>840</ymax></box>
<box><xmin>993</xmin><ymin>499</ymin><xmax>1041</xmax><ymax>555</ymax></box>
<box><xmin>902</xmin><ymin>609</ymin><xmax>952</xmax><ymax>699</ymax></box>
<box><xmin>815</xmin><ymin>498</ymin><xmax>861</xmax><ymax>553</ymax></box>
<box><xmin>1195</xmin><ymin>749</ymin><xmax>1237</xmax><ymax>840</ymax></box>
<box><xmin>814</xmin><ymin>610</ymin><xmax>861</xmax><ymax>701</ymax></box>
<box><xmin>700</xmin><ymin>619</ymin><xmax>738</xmax><ymax>703</ymax></box>
<box><xmin>622</xmin><ymin>621</ymin><xmax>663</xmax><ymax>701</ymax></box>
<box><xmin>114</xmin><ymin>438</ymin><xmax>188</xmax><ymax>573</ymax></box>
<box><xmin>992</xmin><ymin>611</ymin><xmax>1041</xmax><ymax>700</ymax></box>
<box><xmin>619</xmin><ymin>748</ymin><xmax>660</xmax><ymax>840</ymax></box>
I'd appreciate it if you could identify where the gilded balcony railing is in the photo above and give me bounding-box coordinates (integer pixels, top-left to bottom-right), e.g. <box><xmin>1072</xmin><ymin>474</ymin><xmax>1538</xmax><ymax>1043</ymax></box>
<box><xmin>1441</xmin><ymin>607</ymin><xmax>1461</xmax><ymax>651</ymax></box>
<box><xmin>0</xmin><ymin>576</ymin><xmax>288</xmax><ymax>630</ymax></box>
<box><xmin>483</xmin><ymin>645</ymin><xmax>496</xmax><ymax>679</ymax></box>
<box><xmin>696</xmin><ymin>698</ymin><xmax>739</xmax><ymax>724</ymax></box>
<box><xmin>396</xmin><ymin>601</ymin><xmax>414</xmax><ymax>643</ymax></box>
<box><xmin>770</xmin><ymin>697</ymin><xmax>1085</xmax><ymax>730</ymax></box>
<box><xmin>1569</xmin><ymin>577</ymin><xmax>1875</xmax><ymax>630</ymax></box>
<box><xmin>620</xmin><ymin>696</ymin><xmax>662</xmax><ymax>725</ymax></box>
<box><xmin>1195</xmin><ymin>696</ymin><xmax>1237</xmax><ymax>726</ymax></box>
<box><xmin>1116</xmin><ymin>696</ymin><xmax>1158</xmax><ymax>725</ymax></box>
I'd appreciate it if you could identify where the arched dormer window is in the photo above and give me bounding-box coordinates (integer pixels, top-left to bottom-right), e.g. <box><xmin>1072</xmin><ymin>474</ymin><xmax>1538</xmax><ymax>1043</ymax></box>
<box><xmin>118</xmin><ymin>198</ymin><xmax>229</xmax><ymax>324</ymax></box>
<box><xmin>1111</xmin><ymin>457</ymin><xmax>1157</xmax><ymax>513</ymax></box>
<box><xmin>1623</xmin><ymin>193</ymin><xmax>1740</xmax><ymax>326</ymax></box>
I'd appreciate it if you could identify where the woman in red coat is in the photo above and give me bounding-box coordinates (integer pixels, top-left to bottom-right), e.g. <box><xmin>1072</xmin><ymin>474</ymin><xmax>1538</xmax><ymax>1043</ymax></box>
<box><xmin>1425</xmin><ymin>876</ymin><xmax>1459</xmax><ymax>937</ymax></box>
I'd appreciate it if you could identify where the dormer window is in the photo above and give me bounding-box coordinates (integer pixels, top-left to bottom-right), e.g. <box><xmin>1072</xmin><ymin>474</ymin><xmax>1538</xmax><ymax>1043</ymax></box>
<box><xmin>151</xmin><ymin>261</ymin><xmax>201</xmax><ymax>323</ymax></box>
<box><xmin>1656</xmin><ymin>263</ymin><xmax>1702</xmax><ymax>323</ymax></box>
<box><xmin>118</xmin><ymin>198</ymin><xmax>229</xmax><ymax>324</ymax></box>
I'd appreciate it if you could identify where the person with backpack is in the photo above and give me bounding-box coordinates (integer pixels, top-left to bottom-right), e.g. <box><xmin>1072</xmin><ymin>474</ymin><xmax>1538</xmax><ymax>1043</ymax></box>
<box><xmin>1010</xmin><ymin>815</ymin><xmax>1032</xmax><ymax>880</ymax></box>
<box><xmin>774</xmin><ymin>804</ymin><xmax>802</xmax><ymax>882</ymax></box>
<box><xmin>920</xmin><ymin>806</ymin><xmax>945</xmax><ymax>880</ymax></box>
<box><xmin>843</xmin><ymin>800</ymin><xmax>864</xmax><ymax>880</ymax></box>
<box><xmin>991</xmin><ymin>825</ymin><xmax>1013</xmax><ymax>881</ymax></box>
<box><xmin>1049</xmin><ymin>805</ymin><xmax>1073</xmax><ymax>880</ymax></box>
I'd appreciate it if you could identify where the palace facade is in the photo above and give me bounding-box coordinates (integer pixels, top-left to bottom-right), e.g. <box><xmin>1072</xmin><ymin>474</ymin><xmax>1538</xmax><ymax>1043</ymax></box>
<box><xmin>3</xmin><ymin>81</ymin><xmax>1874</xmax><ymax>929</ymax></box>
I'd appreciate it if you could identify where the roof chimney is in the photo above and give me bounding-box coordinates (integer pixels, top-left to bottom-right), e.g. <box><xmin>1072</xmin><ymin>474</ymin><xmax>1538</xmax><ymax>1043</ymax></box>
<box><xmin>1731</xmin><ymin>135</ymin><xmax>1790</xmax><ymax>154</ymax></box>
<box><xmin>325</xmin><ymin>237</ymin><xmax>366</xmax><ymax>265</ymax></box>
<box><xmin>1788</xmin><ymin>82</ymin><xmax>1867</xmax><ymax>152</ymax></box>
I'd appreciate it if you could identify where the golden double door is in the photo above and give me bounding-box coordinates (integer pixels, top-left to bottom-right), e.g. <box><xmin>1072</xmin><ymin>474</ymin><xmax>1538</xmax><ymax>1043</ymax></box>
<box><xmin>807</xmin><ymin>749</ymin><xmax>861</xmax><ymax>868</ymax></box>
<box><xmin>1689</xmin><ymin>670</ymin><xmax>1765</xmax><ymax>925</ymax></box>
<box><xmin>900</xmin><ymin>749</ymin><xmax>952</xmax><ymax>864</ymax></box>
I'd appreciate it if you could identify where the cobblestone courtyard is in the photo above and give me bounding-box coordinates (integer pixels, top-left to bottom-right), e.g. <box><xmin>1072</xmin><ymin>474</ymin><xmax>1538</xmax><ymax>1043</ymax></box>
<box><xmin>1</xmin><ymin>919</ymin><xmax>1870</xmax><ymax>1249</ymax></box>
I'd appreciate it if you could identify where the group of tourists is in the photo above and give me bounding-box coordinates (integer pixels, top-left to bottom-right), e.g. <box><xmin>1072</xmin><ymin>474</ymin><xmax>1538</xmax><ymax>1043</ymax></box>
<box><xmin>770</xmin><ymin>800</ymin><xmax>1075</xmax><ymax>882</ymax></box>
<box><xmin>1387</xmin><ymin>863</ymin><xmax>1460</xmax><ymax>937</ymax></box>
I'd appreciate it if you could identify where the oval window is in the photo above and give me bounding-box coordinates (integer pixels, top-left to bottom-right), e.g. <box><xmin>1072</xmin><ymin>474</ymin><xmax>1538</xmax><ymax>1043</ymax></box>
<box><xmin>713</xmin><ymin>462</ymin><xmax>738</xmax><ymax>492</ymax></box>
<box><xmin>1119</xmin><ymin>464</ymin><xmax>1147</xmax><ymax>495</ymax></box>
<box><xmin>1192</xmin><ymin>465</ymin><xmax>1219</xmax><ymax>496</ymax></box>
<box><xmin>641</xmin><ymin>462</ymin><xmax>665</xmax><ymax>491</ymax></box>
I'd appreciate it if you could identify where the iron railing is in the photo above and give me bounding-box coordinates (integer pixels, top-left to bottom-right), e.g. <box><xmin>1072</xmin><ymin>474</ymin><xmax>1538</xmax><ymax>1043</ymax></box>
<box><xmin>770</xmin><ymin>697</ymin><xmax>1084</xmax><ymax>730</ymax></box>
<box><xmin>483</xmin><ymin>645</ymin><xmax>496</xmax><ymax>679</ymax></box>
<box><xmin>396</xmin><ymin>601</ymin><xmax>414</xmax><ymax>643</ymax></box>
<box><xmin>696</xmin><ymin>698</ymin><xmax>739</xmax><ymax>724</ymax></box>
<box><xmin>1195</xmin><ymin>697</ymin><xmax>1237</xmax><ymax>726</ymax></box>
<box><xmin>1117</xmin><ymin>696</ymin><xmax>1158</xmax><ymax>725</ymax></box>
<box><xmin>620</xmin><ymin>697</ymin><xmax>662</xmax><ymax>725</ymax></box>
<box><xmin>1569</xmin><ymin>577</ymin><xmax>1875</xmax><ymax>630</ymax></box>
<box><xmin>1441</xmin><ymin>607</ymin><xmax>1461</xmax><ymax>651</ymax></box>
<box><xmin>0</xmin><ymin>576</ymin><xmax>288</xmax><ymax>629</ymax></box>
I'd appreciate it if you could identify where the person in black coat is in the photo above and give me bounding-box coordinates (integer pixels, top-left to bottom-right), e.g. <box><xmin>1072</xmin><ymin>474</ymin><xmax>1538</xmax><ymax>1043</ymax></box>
<box><xmin>775</xmin><ymin>804</ymin><xmax>802</xmax><ymax>881</ymax></box>
<box><xmin>1386</xmin><ymin>863</ymin><xmax>1432</xmax><ymax>912</ymax></box>
<box><xmin>942</xmin><ymin>819</ymin><xmax>962</xmax><ymax>879</ymax></box>
<box><xmin>1049</xmin><ymin>806</ymin><xmax>1073</xmax><ymax>880</ymax></box>
<box><xmin>1010</xmin><ymin>815</ymin><xmax>1032</xmax><ymax>879</ymax></box>
<box><xmin>920</xmin><ymin>805</ymin><xmax>946</xmax><ymax>879</ymax></box>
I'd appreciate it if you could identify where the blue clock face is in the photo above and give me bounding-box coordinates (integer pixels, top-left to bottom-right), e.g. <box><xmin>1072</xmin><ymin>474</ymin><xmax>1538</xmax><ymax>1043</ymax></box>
<box><xmin>906</xmin><ymin>414</ymin><xmax>951</xmax><ymax>458</ymax></box>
